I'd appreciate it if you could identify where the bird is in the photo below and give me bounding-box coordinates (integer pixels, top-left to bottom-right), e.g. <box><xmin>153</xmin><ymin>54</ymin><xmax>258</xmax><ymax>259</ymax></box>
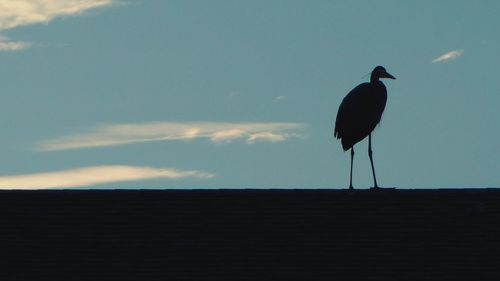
<box><xmin>334</xmin><ymin>66</ymin><xmax>395</xmax><ymax>189</ymax></box>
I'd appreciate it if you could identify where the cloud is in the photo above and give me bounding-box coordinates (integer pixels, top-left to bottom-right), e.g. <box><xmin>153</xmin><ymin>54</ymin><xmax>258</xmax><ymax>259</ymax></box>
<box><xmin>0</xmin><ymin>0</ymin><xmax>115</xmax><ymax>51</ymax></box>
<box><xmin>0</xmin><ymin>36</ymin><xmax>30</xmax><ymax>51</ymax></box>
<box><xmin>432</xmin><ymin>49</ymin><xmax>464</xmax><ymax>63</ymax></box>
<box><xmin>0</xmin><ymin>0</ymin><xmax>115</xmax><ymax>30</ymax></box>
<box><xmin>273</xmin><ymin>95</ymin><xmax>287</xmax><ymax>102</ymax></box>
<box><xmin>37</xmin><ymin>122</ymin><xmax>304</xmax><ymax>151</ymax></box>
<box><xmin>0</xmin><ymin>165</ymin><xmax>214</xmax><ymax>189</ymax></box>
<box><xmin>246</xmin><ymin>132</ymin><xmax>288</xmax><ymax>143</ymax></box>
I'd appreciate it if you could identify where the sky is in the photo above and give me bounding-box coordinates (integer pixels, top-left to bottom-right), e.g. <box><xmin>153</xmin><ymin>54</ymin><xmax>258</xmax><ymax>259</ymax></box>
<box><xmin>0</xmin><ymin>0</ymin><xmax>498</xmax><ymax>189</ymax></box>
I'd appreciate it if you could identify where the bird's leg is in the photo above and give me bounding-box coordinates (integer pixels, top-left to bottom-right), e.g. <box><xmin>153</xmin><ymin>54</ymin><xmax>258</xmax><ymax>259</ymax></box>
<box><xmin>349</xmin><ymin>147</ymin><xmax>354</xmax><ymax>190</ymax></box>
<box><xmin>368</xmin><ymin>134</ymin><xmax>379</xmax><ymax>188</ymax></box>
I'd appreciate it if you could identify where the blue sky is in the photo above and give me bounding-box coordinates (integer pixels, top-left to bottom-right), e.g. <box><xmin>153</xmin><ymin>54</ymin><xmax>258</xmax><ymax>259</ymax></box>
<box><xmin>0</xmin><ymin>0</ymin><xmax>498</xmax><ymax>189</ymax></box>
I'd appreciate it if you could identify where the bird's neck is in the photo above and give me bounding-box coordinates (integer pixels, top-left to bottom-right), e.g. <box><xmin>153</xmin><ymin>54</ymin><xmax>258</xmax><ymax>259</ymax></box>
<box><xmin>370</xmin><ymin>74</ymin><xmax>379</xmax><ymax>83</ymax></box>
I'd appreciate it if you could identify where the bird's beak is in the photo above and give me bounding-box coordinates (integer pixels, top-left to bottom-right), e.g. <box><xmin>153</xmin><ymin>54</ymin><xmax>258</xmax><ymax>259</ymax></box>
<box><xmin>382</xmin><ymin>71</ymin><xmax>396</xmax><ymax>80</ymax></box>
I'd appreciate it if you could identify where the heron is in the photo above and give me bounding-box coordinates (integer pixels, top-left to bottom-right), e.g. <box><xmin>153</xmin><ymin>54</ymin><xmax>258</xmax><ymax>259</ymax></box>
<box><xmin>334</xmin><ymin>66</ymin><xmax>395</xmax><ymax>189</ymax></box>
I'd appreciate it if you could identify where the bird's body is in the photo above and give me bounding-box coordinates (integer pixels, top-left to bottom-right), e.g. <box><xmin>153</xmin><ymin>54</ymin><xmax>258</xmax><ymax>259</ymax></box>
<box><xmin>335</xmin><ymin>81</ymin><xmax>387</xmax><ymax>150</ymax></box>
<box><xmin>334</xmin><ymin>66</ymin><xmax>395</xmax><ymax>189</ymax></box>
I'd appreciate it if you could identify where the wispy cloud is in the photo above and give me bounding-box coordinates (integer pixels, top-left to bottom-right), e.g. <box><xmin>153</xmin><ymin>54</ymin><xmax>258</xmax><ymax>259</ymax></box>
<box><xmin>0</xmin><ymin>36</ymin><xmax>30</xmax><ymax>51</ymax></box>
<box><xmin>246</xmin><ymin>132</ymin><xmax>288</xmax><ymax>143</ymax></box>
<box><xmin>0</xmin><ymin>0</ymin><xmax>115</xmax><ymax>51</ymax></box>
<box><xmin>0</xmin><ymin>0</ymin><xmax>115</xmax><ymax>30</ymax></box>
<box><xmin>37</xmin><ymin>122</ymin><xmax>304</xmax><ymax>151</ymax></box>
<box><xmin>0</xmin><ymin>165</ymin><xmax>214</xmax><ymax>189</ymax></box>
<box><xmin>273</xmin><ymin>95</ymin><xmax>287</xmax><ymax>102</ymax></box>
<box><xmin>432</xmin><ymin>49</ymin><xmax>464</xmax><ymax>63</ymax></box>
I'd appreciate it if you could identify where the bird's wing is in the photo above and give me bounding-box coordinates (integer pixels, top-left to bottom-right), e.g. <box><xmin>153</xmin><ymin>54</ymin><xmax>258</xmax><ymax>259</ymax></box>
<box><xmin>334</xmin><ymin>83</ymin><xmax>370</xmax><ymax>139</ymax></box>
<box><xmin>334</xmin><ymin>83</ymin><xmax>387</xmax><ymax>150</ymax></box>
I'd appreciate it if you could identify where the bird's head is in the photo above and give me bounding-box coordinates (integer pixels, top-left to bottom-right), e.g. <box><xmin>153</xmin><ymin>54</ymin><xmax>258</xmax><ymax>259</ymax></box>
<box><xmin>371</xmin><ymin>66</ymin><xmax>396</xmax><ymax>82</ymax></box>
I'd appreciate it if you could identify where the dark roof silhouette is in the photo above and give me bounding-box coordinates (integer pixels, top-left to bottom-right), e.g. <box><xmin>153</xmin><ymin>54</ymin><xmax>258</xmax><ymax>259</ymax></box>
<box><xmin>2</xmin><ymin>189</ymin><xmax>500</xmax><ymax>280</ymax></box>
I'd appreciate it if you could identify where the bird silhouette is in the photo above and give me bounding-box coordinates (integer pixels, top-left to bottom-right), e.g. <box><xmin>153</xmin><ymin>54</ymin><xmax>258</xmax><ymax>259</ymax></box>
<box><xmin>334</xmin><ymin>66</ymin><xmax>395</xmax><ymax>189</ymax></box>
